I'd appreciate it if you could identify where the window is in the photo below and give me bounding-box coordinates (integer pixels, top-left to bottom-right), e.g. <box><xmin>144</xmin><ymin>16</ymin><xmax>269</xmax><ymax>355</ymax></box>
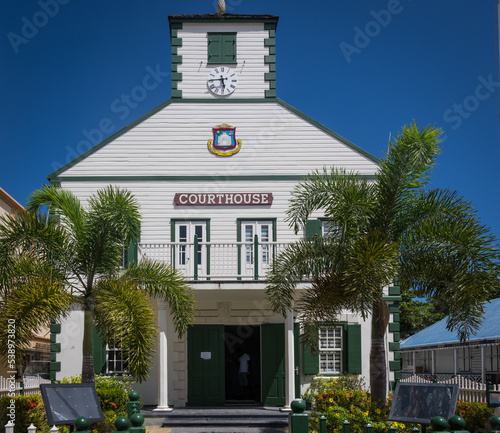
<box><xmin>319</xmin><ymin>327</ymin><xmax>342</xmax><ymax>374</ymax></box>
<box><xmin>303</xmin><ymin>323</ymin><xmax>361</xmax><ymax>376</ymax></box>
<box><xmin>106</xmin><ymin>340</ymin><xmax>128</xmax><ymax>374</ymax></box>
<box><xmin>238</xmin><ymin>220</ymin><xmax>275</xmax><ymax>278</ymax></box>
<box><xmin>486</xmin><ymin>345</ymin><xmax>500</xmax><ymax>372</ymax></box>
<box><xmin>457</xmin><ymin>347</ymin><xmax>470</xmax><ymax>372</ymax></box>
<box><xmin>208</xmin><ymin>32</ymin><xmax>237</xmax><ymax>64</ymax></box>
<box><xmin>173</xmin><ymin>220</ymin><xmax>208</xmax><ymax>277</ymax></box>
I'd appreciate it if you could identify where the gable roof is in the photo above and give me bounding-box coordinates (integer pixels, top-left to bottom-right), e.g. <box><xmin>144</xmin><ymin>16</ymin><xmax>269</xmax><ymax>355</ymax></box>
<box><xmin>47</xmin><ymin>98</ymin><xmax>379</xmax><ymax>181</ymax></box>
<box><xmin>401</xmin><ymin>298</ymin><xmax>500</xmax><ymax>349</ymax></box>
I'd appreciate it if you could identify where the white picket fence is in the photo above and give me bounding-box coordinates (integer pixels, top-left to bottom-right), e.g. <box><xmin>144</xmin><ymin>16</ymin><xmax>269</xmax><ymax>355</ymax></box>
<box><xmin>0</xmin><ymin>376</ymin><xmax>51</xmax><ymax>397</ymax></box>
<box><xmin>5</xmin><ymin>422</ymin><xmax>59</xmax><ymax>433</ymax></box>
<box><xmin>400</xmin><ymin>373</ymin><xmax>500</xmax><ymax>402</ymax></box>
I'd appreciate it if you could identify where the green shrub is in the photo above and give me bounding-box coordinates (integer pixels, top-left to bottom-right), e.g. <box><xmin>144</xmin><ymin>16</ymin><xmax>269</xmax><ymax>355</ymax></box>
<box><xmin>59</xmin><ymin>374</ymin><xmax>135</xmax><ymax>433</ymax></box>
<box><xmin>0</xmin><ymin>394</ymin><xmax>50</xmax><ymax>433</ymax></box>
<box><xmin>303</xmin><ymin>376</ymin><xmax>408</xmax><ymax>433</ymax></box>
<box><xmin>455</xmin><ymin>400</ymin><xmax>494</xmax><ymax>433</ymax></box>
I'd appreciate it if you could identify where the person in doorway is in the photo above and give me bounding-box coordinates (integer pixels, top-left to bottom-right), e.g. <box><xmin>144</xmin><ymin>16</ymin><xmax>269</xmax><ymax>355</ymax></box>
<box><xmin>238</xmin><ymin>348</ymin><xmax>251</xmax><ymax>399</ymax></box>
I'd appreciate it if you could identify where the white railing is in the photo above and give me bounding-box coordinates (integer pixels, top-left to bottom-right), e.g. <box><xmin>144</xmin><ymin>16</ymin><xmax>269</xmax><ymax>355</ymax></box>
<box><xmin>0</xmin><ymin>376</ymin><xmax>51</xmax><ymax>397</ymax></box>
<box><xmin>5</xmin><ymin>422</ymin><xmax>59</xmax><ymax>433</ymax></box>
<box><xmin>139</xmin><ymin>240</ymin><xmax>289</xmax><ymax>281</ymax></box>
<box><xmin>400</xmin><ymin>373</ymin><xmax>499</xmax><ymax>402</ymax></box>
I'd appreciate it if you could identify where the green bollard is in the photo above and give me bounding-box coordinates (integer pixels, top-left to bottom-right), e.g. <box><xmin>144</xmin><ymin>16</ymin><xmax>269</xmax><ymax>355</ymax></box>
<box><xmin>343</xmin><ymin>419</ymin><xmax>351</xmax><ymax>433</ymax></box>
<box><xmin>365</xmin><ymin>423</ymin><xmax>373</xmax><ymax>433</ymax></box>
<box><xmin>488</xmin><ymin>415</ymin><xmax>500</xmax><ymax>433</ymax></box>
<box><xmin>411</xmin><ymin>426</ymin><xmax>420</xmax><ymax>433</ymax></box>
<box><xmin>319</xmin><ymin>415</ymin><xmax>326</xmax><ymax>433</ymax></box>
<box><xmin>448</xmin><ymin>415</ymin><xmax>468</xmax><ymax>433</ymax></box>
<box><xmin>430</xmin><ymin>416</ymin><xmax>448</xmax><ymax>432</ymax></box>
<box><xmin>129</xmin><ymin>413</ymin><xmax>146</xmax><ymax>433</ymax></box>
<box><xmin>113</xmin><ymin>416</ymin><xmax>131</xmax><ymax>433</ymax></box>
<box><xmin>388</xmin><ymin>426</ymin><xmax>397</xmax><ymax>433</ymax></box>
<box><xmin>128</xmin><ymin>391</ymin><xmax>141</xmax><ymax>419</ymax></box>
<box><xmin>74</xmin><ymin>417</ymin><xmax>92</xmax><ymax>433</ymax></box>
<box><xmin>288</xmin><ymin>399</ymin><xmax>309</xmax><ymax>433</ymax></box>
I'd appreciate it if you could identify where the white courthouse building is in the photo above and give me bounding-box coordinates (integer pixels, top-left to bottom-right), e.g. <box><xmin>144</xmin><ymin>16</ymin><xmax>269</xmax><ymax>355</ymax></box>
<box><xmin>48</xmin><ymin>13</ymin><xmax>401</xmax><ymax>408</ymax></box>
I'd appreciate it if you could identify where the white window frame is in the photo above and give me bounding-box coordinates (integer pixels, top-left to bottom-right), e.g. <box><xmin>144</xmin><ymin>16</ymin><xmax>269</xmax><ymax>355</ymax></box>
<box><xmin>106</xmin><ymin>341</ymin><xmax>128</xmax><ymax>375</ymax></box>
<box><xmin>318</xmin><ymin>326</ymin><xmax>343</xmax><ymax>374</ymax></box>
<box><xmin>240</xmin><ymin>220</ymin><xmax>273</xmax><ymax>277</ymax></box>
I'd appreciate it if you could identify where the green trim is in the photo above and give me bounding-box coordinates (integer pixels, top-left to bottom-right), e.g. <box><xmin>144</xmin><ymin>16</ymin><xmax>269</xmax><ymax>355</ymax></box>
<box><xmin>264</xmin><ymin>22</ymin><xmax>278</xmax><ymax>30</ymax></box>
<box><xmin>50</xmin><ymin>362</ymin><xmax>61</xmax><ymax>372</ymax></box>
<box><xmin>171</xmin><ymin>63</ymin><xmax>178</xmax><ymax>73</ymax></box>
<box><xmin>172</xmin><ymin>72</ymin><xmax>183</xmax><ymax>81</ymax></box>
<box><xmin>50</xmin><ymin>323</ymin><xmax>61</xmax><ymax>334</ymax></box>
<box><xmin>50</xmin><ymin>343</ymin><xmax>61</xmax><ymax>352</ymax></box>
<box><xmin>389</xmin><ymin>285</ymin><xmax>401</xmax><ymax>296</ymax></box>
<box><xmin>392</xmin><ymin>313</ymin><xmax>400</xmax><ymax>323</ymax></box>
<box><xmin>382</xmin><ymin>295</ymin><xmax>402</xmax><ymax>301</ymax></box>
<box><xmin>48</xmin><ymin>98</ymin><xmax>379</xmax><ymax>180</ymax></box>
<box><xmin>50</xmin><ymin>353</ymin><xmax>57</xmax><ymax>362</ymax></box>
<box><xmin>50</xmin><ymin>334</ymin><xmax>57</xmax><ymax>343</ymax></box>
<box><xmin>393</xmin><ymin>332</ymin><xmax>400</xmax><ymax>342</ymax></box>
<box><xmin>171</xmin><ymin>29</ymin><xmax>178</xmax><ymax>38</ymax></box>
<box><xmin>394</xmin><ymin>371</ymin><xmax>401</xmax><ymax>381</ymax></box>
<box><xmin>265</xmin><ymin>72</ymin><xmax>276</xmax><ymax>81</ymax></box>
<box><xmin>268</xmin><ymin>29</ymin><xmax>276</xmax><ymax>37</ymax></box>
<box><xmin>393</xmin><ymin>352</ymin><xmax>400</xmax><ymax>361</ymax></box>
<box><xmin>389</xmin><ymin>342</ymin><xmax>400</xmax><ymax>352</ymax></box>
<box><xmin>265</xmin><ymin>90</ymin><xmax>276</xmax><ymax>98</ymax></box>
<box><xmin>264</xmin><ymin>38</ymin><xmax>275</xmax><ymax>47</ymax></box>
<box><xmin>389</xmin><ymin>361</ymin><xmax>400</xmax><ymax>371</ymax></box>
<box><xmin>389</xmin><ymin>323</ymin><xmax>400</xmax><ymax>333</ymax></box>
<box><xmin>208</xmin><ymin>32</ymin><xmax>237</xmax><ymax>65</ymax></box>
<box><xmin>268</xmin><ymin>46</ymin><xmax>275</xmax><ymax>55</ymax></box>
<box><xmin>268</xmin><ymin>64</ymin><xmax>276</xmax><ymax>72</ymax></box>
<box><xmin>172</xmin><ymin>55</ymin><xmax>182</xmax><ymax>64</ymax></box>
<box><xmin>171</xmin><ymin>38</ymin><xmax>182</xmax><ymax>47</ymax></box>
<box><xmin>388</xmin><ymin>304</ymin><xmax>400</xmax><ymax>313</ymax></box>
<box><xmin>170</xmin><ymin>22</ymin><xmax>183</xmax><ymax>30</ymax></box>
<box><xmin>50</xmin><ymin>371</ymin><xmax>57</xmax><ymax>381</ymax></box>
<box><xmin>264</xmin><ymin>55</ymin><xmax>276</xmax><ymax>64</ymax></box>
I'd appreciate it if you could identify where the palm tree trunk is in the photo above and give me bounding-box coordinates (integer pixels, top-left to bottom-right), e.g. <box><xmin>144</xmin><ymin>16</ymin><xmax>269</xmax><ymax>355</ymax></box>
<box><xmin>81</xmin><ymin>308</ymin><xmax>95</xmax><ymax>383</ymax></box>
<box><xmin>370</xmin><ymin>299</ymin><xmax>388</xmax><ymax>406</ymax></box>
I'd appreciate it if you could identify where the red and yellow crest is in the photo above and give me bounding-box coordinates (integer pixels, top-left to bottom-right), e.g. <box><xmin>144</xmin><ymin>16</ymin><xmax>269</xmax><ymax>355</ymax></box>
<box><xmin>208</xmin><ymin>123</ymin><xmax>242</xmax><ymax>156</ymax></box>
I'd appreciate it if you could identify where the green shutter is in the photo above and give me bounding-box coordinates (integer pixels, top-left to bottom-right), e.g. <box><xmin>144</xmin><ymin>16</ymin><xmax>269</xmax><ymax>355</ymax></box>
<box><xmin>346</xmin><ymin>324</ymin><xmax>362</xmax><ymax>374</ymax></box>
<box><xmin>126</xmin><ymin>224</ymin><xmax>140</xmax><ymax>267</ymax></box>
<box><xmin>306</xmin><ymin>219</ymin><xmax>322</xmax><ymax>238</ymax></box>
<box><xmin>207</xmin><ymin>33</ymin><xmax>222</xmax><ymax>64</ymax></box>
<box><xmin>208</xmin><ymin>32</ymin><xmax>236</xmax><ymax>64</ymax></box>
<box><xmin>303</xmin><ymin>338</ymin><xmax>319</xmax><ymax>375</ymax></box>
<box><xmin>93</xmin><ymin>326</ymin><xmax>106</xmax><ymax>374</ymax></box>
<box><xmin>221</xmin><ymin>33</ymin><xmax>236</xmax><ymax>63</ymax></box>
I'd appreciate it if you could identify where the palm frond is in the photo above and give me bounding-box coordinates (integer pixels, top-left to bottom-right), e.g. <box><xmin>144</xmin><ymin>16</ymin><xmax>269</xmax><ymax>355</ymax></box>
<box><xmin>123</xmin><ymin>260</ymin><xmax>195</xmax><ymax>338</ymax></box>
<box><xmin>93</xmin><ymin>278</ymin><xmax>157</xmax><ymax>382</ymax></box>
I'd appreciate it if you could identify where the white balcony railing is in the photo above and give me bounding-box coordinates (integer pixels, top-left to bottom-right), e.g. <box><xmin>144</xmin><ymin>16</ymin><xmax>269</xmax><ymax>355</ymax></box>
<box><xmin>139</xmin><ymin>236</ymin><xmax>289</xmax><ymax>281</ymax></box>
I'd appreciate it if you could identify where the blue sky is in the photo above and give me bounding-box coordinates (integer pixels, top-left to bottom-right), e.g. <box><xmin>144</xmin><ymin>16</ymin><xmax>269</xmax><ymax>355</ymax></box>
<box><xmin>1</xmin><ymin>0</ymin><xmax>499</xmax><ymax>239</ymax></box>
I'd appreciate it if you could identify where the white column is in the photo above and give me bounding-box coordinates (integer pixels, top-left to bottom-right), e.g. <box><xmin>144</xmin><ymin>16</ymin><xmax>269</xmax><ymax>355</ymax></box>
<box><xmin>284</xmin><ymin>310</ymin><xmax>295</xmax><ymax>409</ymax></box>
<box><xmin>154</xmin><ymin>304</ymin><xmax>172</xmax><ymax>411</ymax></box>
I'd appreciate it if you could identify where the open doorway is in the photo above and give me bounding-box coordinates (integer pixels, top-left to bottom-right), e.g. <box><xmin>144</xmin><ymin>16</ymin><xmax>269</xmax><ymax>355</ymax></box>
<box><xmin>224</xmin><ymin>325</ymin><xmax>261</xmax><ymax>402</ymax></box>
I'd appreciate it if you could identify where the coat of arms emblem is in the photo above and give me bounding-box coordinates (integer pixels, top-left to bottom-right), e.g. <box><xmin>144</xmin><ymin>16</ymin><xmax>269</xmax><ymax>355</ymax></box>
<box><xmin>208</xmin><ymin>123</ymin><xmax>242</xmax><ymax>156</ymax></box>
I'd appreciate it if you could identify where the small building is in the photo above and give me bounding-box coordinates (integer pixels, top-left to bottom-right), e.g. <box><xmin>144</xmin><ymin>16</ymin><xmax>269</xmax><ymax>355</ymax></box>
<box><xmin>48</xmin><ymin>12</ymin><xmax>402</xmax><ymax>408</ymax></box>
<box><xmin>400</xmin><ymin>298</ymin><xmax>500</xmax><ymax>385</ymax></box>
<box><xmin>0</xmin><ymin>188</ymin><xmax>51</xmax><ymax>378</ymax></box>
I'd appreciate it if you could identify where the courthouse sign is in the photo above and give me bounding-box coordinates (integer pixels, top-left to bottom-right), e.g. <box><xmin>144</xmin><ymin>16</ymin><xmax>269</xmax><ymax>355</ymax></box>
<box><xmin>174</xmin><ymin>193</ymin><xmax>273</xmax><ymax>206</ymax></box>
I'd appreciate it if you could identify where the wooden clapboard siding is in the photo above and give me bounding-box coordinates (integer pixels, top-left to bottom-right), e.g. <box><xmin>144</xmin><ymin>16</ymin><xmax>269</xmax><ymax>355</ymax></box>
<box><xmin>60</xmin><ymin>102</ymin><xmax>379</xmax><ymax>178</ymax></box>
<box><xmin>60</xmin><ymin>179</ymin><xmax>307</xmax><ymax>245</ymax></box>
<box><xmin>177</xmin><ymin>23</ymin><xmax>269</xmax><ymax>99</ymax></box>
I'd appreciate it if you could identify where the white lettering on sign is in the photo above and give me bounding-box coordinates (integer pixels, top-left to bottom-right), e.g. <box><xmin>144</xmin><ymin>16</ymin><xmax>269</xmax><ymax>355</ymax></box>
<box><xmin>174</xmin><ymin>193</ymin><xmax>273</xmax><ymax>206</ymax></box>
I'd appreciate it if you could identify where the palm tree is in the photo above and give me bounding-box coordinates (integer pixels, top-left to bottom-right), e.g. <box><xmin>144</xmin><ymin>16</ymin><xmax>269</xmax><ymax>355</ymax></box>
<box><xmin>265</xmin><ymin>123</ymin><xmax>500</xmax><ymax>404</ymax></box>
<box><xmin>0</xmin><ymin>185</ymin><xmax>195</xmax><ymax>383</ymax></box>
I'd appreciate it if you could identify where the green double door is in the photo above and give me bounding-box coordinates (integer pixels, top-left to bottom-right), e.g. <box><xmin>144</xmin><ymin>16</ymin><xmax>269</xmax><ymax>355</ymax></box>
<box><xmin>187</xmin><ymin>324</ymin><xmax>286</xmax><ymax>406</ymax></box>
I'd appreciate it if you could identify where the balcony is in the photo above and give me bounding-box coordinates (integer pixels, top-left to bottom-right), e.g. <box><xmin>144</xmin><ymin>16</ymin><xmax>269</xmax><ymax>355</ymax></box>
<box><xmin>139</xmin><ymin>236</ymin><xmax>289</xmax><ymax>281</ymax></box>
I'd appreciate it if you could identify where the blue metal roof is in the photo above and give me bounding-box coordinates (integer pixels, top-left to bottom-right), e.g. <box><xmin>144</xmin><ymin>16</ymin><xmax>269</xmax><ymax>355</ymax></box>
<box><xmin>401</xmin><ymin>298</ymin><xmax>500</xmax><ymax>349</ymax></box>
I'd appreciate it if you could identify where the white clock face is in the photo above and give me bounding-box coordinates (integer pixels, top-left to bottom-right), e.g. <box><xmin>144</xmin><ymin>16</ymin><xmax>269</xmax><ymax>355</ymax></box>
<box><xmin>207</xmin><ymin>66</ymin><xmax>238</xmax><ymax>96</ymax></box>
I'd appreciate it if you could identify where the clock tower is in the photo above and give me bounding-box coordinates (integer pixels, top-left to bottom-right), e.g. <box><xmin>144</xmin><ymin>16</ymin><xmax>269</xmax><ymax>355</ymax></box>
<box><xmin>168</xmin><ymin>14</ymin><xmax>278</xmax><ymax>100</ymax></box>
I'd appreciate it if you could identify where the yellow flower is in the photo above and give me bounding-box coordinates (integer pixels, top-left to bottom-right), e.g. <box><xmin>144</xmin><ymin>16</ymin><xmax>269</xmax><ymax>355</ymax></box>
<box><xmin>328</xmin><ymin>407</ymin><xmax>333</xmax><ymax>412</ymax></box>
<box><xmin>329</xmin><ymin>398</ymin><xmax>333</xmax><ymax>403</ymax></box>
<box><xmin>393</xmin><ymin>422</ymin><xmax>399</xmax><ymax>428</ymax></box>
<box><xmin>375</xmin><ymin>408</ymin><xmax>381</xmax><ymax>414</ymax></box>
<box><xmin>315</xmin><ymin>418</ymin><xmax>319</xmax><ymax>423</ymax></box>
<box><xmin>363</xmin><ymin>411</ymin><xmax>369</xmax><ymax>417</ymax></box>
<box><xmin>335</xmin><ymin>413</ymin><xmax>340</xmax><ymax>419</ymax></box>
<box><xmin>400</xmin><ymin>424</ymin><xmax>406</xmax><ymax>429</ymax></box>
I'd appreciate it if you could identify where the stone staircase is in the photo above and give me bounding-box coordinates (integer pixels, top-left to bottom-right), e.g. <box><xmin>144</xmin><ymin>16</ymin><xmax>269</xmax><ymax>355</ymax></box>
<box><xmin>142</xmin><ymin>404</ymin><xmax>289</xmax><ymax>433</ymax></box>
